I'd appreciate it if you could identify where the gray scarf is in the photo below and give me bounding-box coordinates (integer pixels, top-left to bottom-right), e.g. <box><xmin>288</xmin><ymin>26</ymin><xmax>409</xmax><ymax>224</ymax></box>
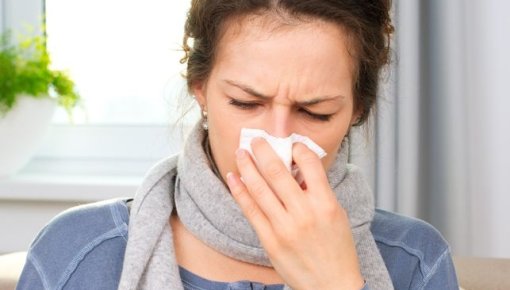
<box><xmin>118</xmin><ymin>122</ymin><xmax>393</xmax><ymax>290</ymax></box>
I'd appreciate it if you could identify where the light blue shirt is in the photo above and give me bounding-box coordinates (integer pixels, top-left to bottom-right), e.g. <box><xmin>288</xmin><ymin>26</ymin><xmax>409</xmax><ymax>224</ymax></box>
<box><xmin>16</xmin><ymin>198</ymin><xmax>459</xmax><ymax>290</ymax></box>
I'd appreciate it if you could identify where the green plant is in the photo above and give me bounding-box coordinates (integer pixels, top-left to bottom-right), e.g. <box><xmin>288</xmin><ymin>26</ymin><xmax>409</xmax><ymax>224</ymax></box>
<box><xmin>0</xmin><ymin>30</ymin><xmax>80</xmax><ymax>117</ymax></box>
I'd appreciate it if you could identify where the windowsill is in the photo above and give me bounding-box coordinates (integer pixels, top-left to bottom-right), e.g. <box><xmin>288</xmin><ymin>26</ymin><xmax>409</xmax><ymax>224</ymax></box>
<box><xmin>0</xmin><ymin>172</ymin><xmax>141</xmax><ymax>203</ymax></box>
<box><xmin>0</xmin><ymin>123</ymin><xmax>188</xmax><ymax>203</ymax></box>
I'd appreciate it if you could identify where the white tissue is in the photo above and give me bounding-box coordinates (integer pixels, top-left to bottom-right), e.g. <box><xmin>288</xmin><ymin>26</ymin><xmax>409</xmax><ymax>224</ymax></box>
<box><xmin>238</xmin><ymin>128</ymin><xmax>326</xmax><ymax>182</ymax></box>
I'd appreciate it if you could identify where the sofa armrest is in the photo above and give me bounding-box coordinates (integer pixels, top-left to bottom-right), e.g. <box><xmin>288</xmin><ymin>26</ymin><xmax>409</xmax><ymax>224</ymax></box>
<box><xmin>0</xmin><ymin>252</ymin><xmax>27</xmax><ymax>290</ymax></box>
<box><xmin>453</xmin><ymin>256</ymin><xmax>510</xmax><ymax>290</ymax></box>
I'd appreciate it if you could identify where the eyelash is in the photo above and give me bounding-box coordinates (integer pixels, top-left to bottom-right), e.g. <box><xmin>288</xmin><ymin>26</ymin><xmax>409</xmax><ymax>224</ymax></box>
<box><xmin>228</xmin><ymin>99</ymin><xmax>333</xmax><ymax>122</ymax></box>
<box><xmin>228</xmin><ymin>99</ymin><xmax>258</xmax><ymax>110</ymax></box>
<box><xmin>300</xmin><ymin>108</ymin><xmax>333</xmax><ymax>121</ymax></box>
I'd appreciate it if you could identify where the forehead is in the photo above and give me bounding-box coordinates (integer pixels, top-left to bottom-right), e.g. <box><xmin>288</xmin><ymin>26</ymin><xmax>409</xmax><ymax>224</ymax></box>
<box><xmin>211</xmin><ymin>14</ymin><xmax>355</xmax><ymax>99</ymax></box>
<box><xmin>217</xmin><ymin>12</ymin><xmax>354</xmax><ymax>60</ymax></box>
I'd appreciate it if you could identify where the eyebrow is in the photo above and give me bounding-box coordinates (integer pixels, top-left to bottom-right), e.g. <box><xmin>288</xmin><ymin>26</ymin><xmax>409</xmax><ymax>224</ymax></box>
<box><xmin>223</xmin><ymin>79</ymin><xmax>344</xmax><ymax>106</ymax></box>
<box><xmin>224</xmin><ymin>79</ymin><xmax>272</xmax><ymax>99</ymax></box>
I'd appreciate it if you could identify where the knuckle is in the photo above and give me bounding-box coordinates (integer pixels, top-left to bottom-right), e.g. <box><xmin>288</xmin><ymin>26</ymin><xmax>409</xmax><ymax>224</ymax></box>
<box><xmin>323</xmin><ymin>199</ymin><xmax>339</xmax><ymax>212</ymax></box>
<box><xmin>322</xmin><ymin>203</ymin><xmax>344</xmax><ymax>222</ymax></box>
<box><xmin>250</xmin><ymin>182</ymin><xmax>267</xmax><ymax>199</ymax></box>
<box><xmin>299</xmin><ymin>149</ymin><xmax>318</xmax><ymax>164</ymax></box>
<box><xmin>264</xmin><ymin>160</ymin><xmax>286</xmax><ymax>178</ymax></box>
<box><xmin>277</xmin><ymin>226</ymin><xmax>299</xmax><ymax>244</ymax></box>
<box><xmin>294</xmin><ymin>143</ymin><xmax>314</xmax><ymax>157</ymax></box>
<box><xmin>235</xmin><ymin>188</ymin><xmax>250</xmax><ymax>205</ymax></box>
<box><xmin>275</xmin><ymin>216</ymin><xmax>313</xmax><ymax>244</ymax></box>
<box><xmin>230</xmin><ymin>180</ymin><xmax>245</xmax><ymax>195</ymax></box>
<box><xmin>243</xmin><ymin>202</ymin><xmax>260</xmax><ymax>219</ymax></box>
<box><xmin>295</xmin><ymin>215</ymin><xmax>315</xmax><ymax>231</ymax></box>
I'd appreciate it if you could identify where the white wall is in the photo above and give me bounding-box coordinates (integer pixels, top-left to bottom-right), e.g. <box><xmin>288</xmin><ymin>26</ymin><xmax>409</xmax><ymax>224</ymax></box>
<box><xmin>0</xmin><ymin>200</ymin><xmax>81</xmax><ymax>253</ymax></box>
<box><xmin>0</xmin><ymin>175</ymin><xmax>139</xmax><ymax>254</ymax></box>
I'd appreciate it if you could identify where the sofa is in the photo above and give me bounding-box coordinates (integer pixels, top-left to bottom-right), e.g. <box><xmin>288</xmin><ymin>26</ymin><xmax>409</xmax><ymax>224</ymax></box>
<box><xmin>452</xmin><ymin>256</ymin><xmax>510</xmax><ymax>290</ymax></box>
<box><xmin>1</xmin><ymin>252</ymin><xmax>509</xmax><ymax>290</ymax></box>
<box><xmin>0</xmin><ymin>252</ymin><xmax>25</xmax><ymax>290</ymax></box>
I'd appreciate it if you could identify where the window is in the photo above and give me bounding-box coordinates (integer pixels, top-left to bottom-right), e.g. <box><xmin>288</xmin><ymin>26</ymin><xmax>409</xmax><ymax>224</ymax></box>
<box><xmin>45</xmin><ymin>0</ymin><xmax>196</xmax><ymax>125</ymax></box>
<box><xmin>3</xmin><ymin>0</ymin><xmax>199</xmax><ymax>177</ymax></box>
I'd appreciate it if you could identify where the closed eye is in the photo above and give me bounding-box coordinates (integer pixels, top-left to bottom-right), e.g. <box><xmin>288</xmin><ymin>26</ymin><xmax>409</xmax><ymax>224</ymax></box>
<box><xmin>298</xmin><ymin>108</ymin><xmax>334</xmax><ymax>122</ymax></box>
<box><xmin>228</xmin><ymin>98</ymin><xmax>260</xmax><ymax>110</ymax></box>
<box><xmin>229</xmin><ymin>98</ymin><xmax>333</xmax><ymax>121</ymax></box>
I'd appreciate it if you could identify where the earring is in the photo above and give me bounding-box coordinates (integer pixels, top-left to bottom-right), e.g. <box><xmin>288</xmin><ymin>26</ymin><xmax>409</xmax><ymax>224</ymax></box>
<box><xmin>201</xmin><ymin>109</ymin><xmax>208</xmax><ymax>131</ymax></box>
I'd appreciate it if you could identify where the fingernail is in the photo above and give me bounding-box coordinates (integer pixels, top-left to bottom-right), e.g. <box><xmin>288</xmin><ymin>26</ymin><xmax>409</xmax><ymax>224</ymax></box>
<box><xmin>251</xmin><ymin>137</ymin><xmax>265</xmax><ymax>146</ymax></box>
<box><xmin>236</xmin><ymin>148</ymin><xmax>246</xmax><ymax>159</ymax></box>
<box><xmin>226</xmin><ymin>172</ymin><xmax>236</xmax><ymax>185</ymax></box>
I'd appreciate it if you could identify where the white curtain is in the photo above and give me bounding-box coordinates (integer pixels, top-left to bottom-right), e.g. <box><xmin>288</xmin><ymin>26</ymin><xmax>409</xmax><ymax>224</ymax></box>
<box><xmin>365</xmin><ymin>0</ymin><xmax>510</xmax><ymax>258</ymax></box>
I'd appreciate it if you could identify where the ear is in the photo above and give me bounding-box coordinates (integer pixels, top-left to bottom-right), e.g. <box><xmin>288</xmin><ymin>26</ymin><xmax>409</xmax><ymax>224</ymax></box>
<box><xmin>192</xmin><ymin>81</ymin><xmax>207</xmax><ymax>109</ymax></box>
<box><xmin>349</xmin><ymin>108</ymin><xmax>362</xmax><ymax>126</ymax></box>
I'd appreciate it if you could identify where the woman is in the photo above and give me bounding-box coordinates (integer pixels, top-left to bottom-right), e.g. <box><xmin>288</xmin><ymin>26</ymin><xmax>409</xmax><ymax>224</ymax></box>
<box><xmin>17</xmin><ymin>1</ymin><xmax>459</xmax><ymax>289</ymax></box>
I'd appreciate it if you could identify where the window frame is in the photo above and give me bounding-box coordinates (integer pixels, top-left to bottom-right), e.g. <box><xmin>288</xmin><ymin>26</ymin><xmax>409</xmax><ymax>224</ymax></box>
<box><xmin>0</xmin><ymin>0</ymin><xmax>4</xmax><ymax>32</ymax></box>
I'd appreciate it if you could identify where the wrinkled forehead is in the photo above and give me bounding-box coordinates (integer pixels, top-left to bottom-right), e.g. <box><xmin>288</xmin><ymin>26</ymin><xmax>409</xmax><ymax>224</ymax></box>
<box><xmin>208</xmin><ymin>14</ymin><xmax>356</xmax><ymax>105</ymax></box>
<box><xmin>214</xmin><ymin>11</ymin><xmax>358</xmax><ymax>75</ymax></box>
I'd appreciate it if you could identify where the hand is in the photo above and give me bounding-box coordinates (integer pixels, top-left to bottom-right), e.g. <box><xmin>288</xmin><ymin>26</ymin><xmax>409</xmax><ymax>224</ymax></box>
<box><xmin>226</xmin><ymin>137</ymin><xmax>365</xmax><ymax>290</ymax></box>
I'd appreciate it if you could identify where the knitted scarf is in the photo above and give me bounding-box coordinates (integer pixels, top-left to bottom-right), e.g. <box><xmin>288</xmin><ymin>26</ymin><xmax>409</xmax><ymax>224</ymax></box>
<box><xmin>118</xmin><ymin>122</ymin><xmax>393</xmax><ymax>289</ymax></box>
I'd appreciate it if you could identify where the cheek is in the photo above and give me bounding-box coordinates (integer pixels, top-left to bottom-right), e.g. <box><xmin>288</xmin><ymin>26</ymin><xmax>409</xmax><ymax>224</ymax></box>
<box><xmin>207</xmin><ymin>105</ymin><xmax>245</xmax><ymax>178</ymax></box>
<box><xmin>319</xmin><ymin>139</ymin><xmax>345</xmax><ymax>170</ymax></box>
<box><xmin>312</xmin><ymin>123</ymin><xmax>350</xmax><ymax>170</ymax></box>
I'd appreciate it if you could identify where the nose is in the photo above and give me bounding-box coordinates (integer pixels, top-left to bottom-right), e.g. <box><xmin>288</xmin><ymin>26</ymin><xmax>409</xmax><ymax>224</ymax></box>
<box><xmin>266</xmin><ymin>107</ymin><xmax>293</xmax><ymax>138</ymax></box>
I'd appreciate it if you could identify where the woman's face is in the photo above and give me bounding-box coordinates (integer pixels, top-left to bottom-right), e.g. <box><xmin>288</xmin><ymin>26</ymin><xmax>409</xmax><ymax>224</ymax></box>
<box><xmin>193</xmin><ymin>16</ymin><xmax>358</xmax><ymax>182</ymax></box>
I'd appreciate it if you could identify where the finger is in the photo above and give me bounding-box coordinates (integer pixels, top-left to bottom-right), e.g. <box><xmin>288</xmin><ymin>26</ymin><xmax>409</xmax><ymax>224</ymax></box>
<box><xmin>292</xmin><ymin>142</ymin><xmax>331</xmax><ymax>195</ymax></box>
<box><xmin>226</xmin><ymin>172</ymin><xmax>274</xmax><ymax>237</ymax></box>
<box><xmin>250</xmin><ymin>137</ymin><xmax>304</xmax><ymax>211</ymax></box>
<box><xmin>235</xmin><ymin>148</ymin><xmax>287</xmax><ymax>223</ymax></box>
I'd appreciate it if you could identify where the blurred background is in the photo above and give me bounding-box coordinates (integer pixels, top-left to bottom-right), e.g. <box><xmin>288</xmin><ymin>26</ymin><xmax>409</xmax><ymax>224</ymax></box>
<box><xmin>0</xmin><ymin>0</ymin><xmax>509</xmax><ymax>259</ymax></box>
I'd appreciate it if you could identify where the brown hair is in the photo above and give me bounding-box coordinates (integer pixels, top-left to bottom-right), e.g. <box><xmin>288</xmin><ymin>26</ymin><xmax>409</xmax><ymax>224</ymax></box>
<box><xmin>181</xmin><ymin>0</ymin><xmax>393</xmax><ymax>126</ymax></box>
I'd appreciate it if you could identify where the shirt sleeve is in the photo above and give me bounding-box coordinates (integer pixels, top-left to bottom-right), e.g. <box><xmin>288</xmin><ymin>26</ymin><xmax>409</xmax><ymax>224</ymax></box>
<box><xmin>420</xmin><ymin>248</ymin><xmax>459</xmax><ymax>290</ymax></box>
<box><xmin>16</xmin><ymin>199</ymin><xmax>129</xmax><ymax>290</ymax></box>
<box><xmin>16</xmin><ymin>256</ymin><xmax>46</xmax><ymax>290</ymax></box>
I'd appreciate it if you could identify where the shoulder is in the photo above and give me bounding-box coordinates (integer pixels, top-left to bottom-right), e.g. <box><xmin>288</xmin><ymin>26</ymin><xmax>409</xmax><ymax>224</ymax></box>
<box><xmin>31</xmin><ymin>198</ymin><xmax>130</xmax><ymax>250</ymax></box>
<box><xmin>371</xmin><ymin>209</ymin><xmax>449</xmax><ymax>255</ymax></box>
<box><xmin>17</xmin><ymin>198</ymin><xmax>130</xmax><ymax>290</ymax></box>
<box><xmin>371</xmin><ymin>209</ymin><xmax>458</xmax><ymax>290</ymax></box>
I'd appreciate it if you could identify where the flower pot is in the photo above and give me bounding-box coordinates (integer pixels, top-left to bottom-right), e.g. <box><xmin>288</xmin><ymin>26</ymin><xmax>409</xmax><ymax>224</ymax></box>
<box><xmin>0</xmin><ymin>95</ymin><xmax>57</xmax><ymax>177</ymax></box>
